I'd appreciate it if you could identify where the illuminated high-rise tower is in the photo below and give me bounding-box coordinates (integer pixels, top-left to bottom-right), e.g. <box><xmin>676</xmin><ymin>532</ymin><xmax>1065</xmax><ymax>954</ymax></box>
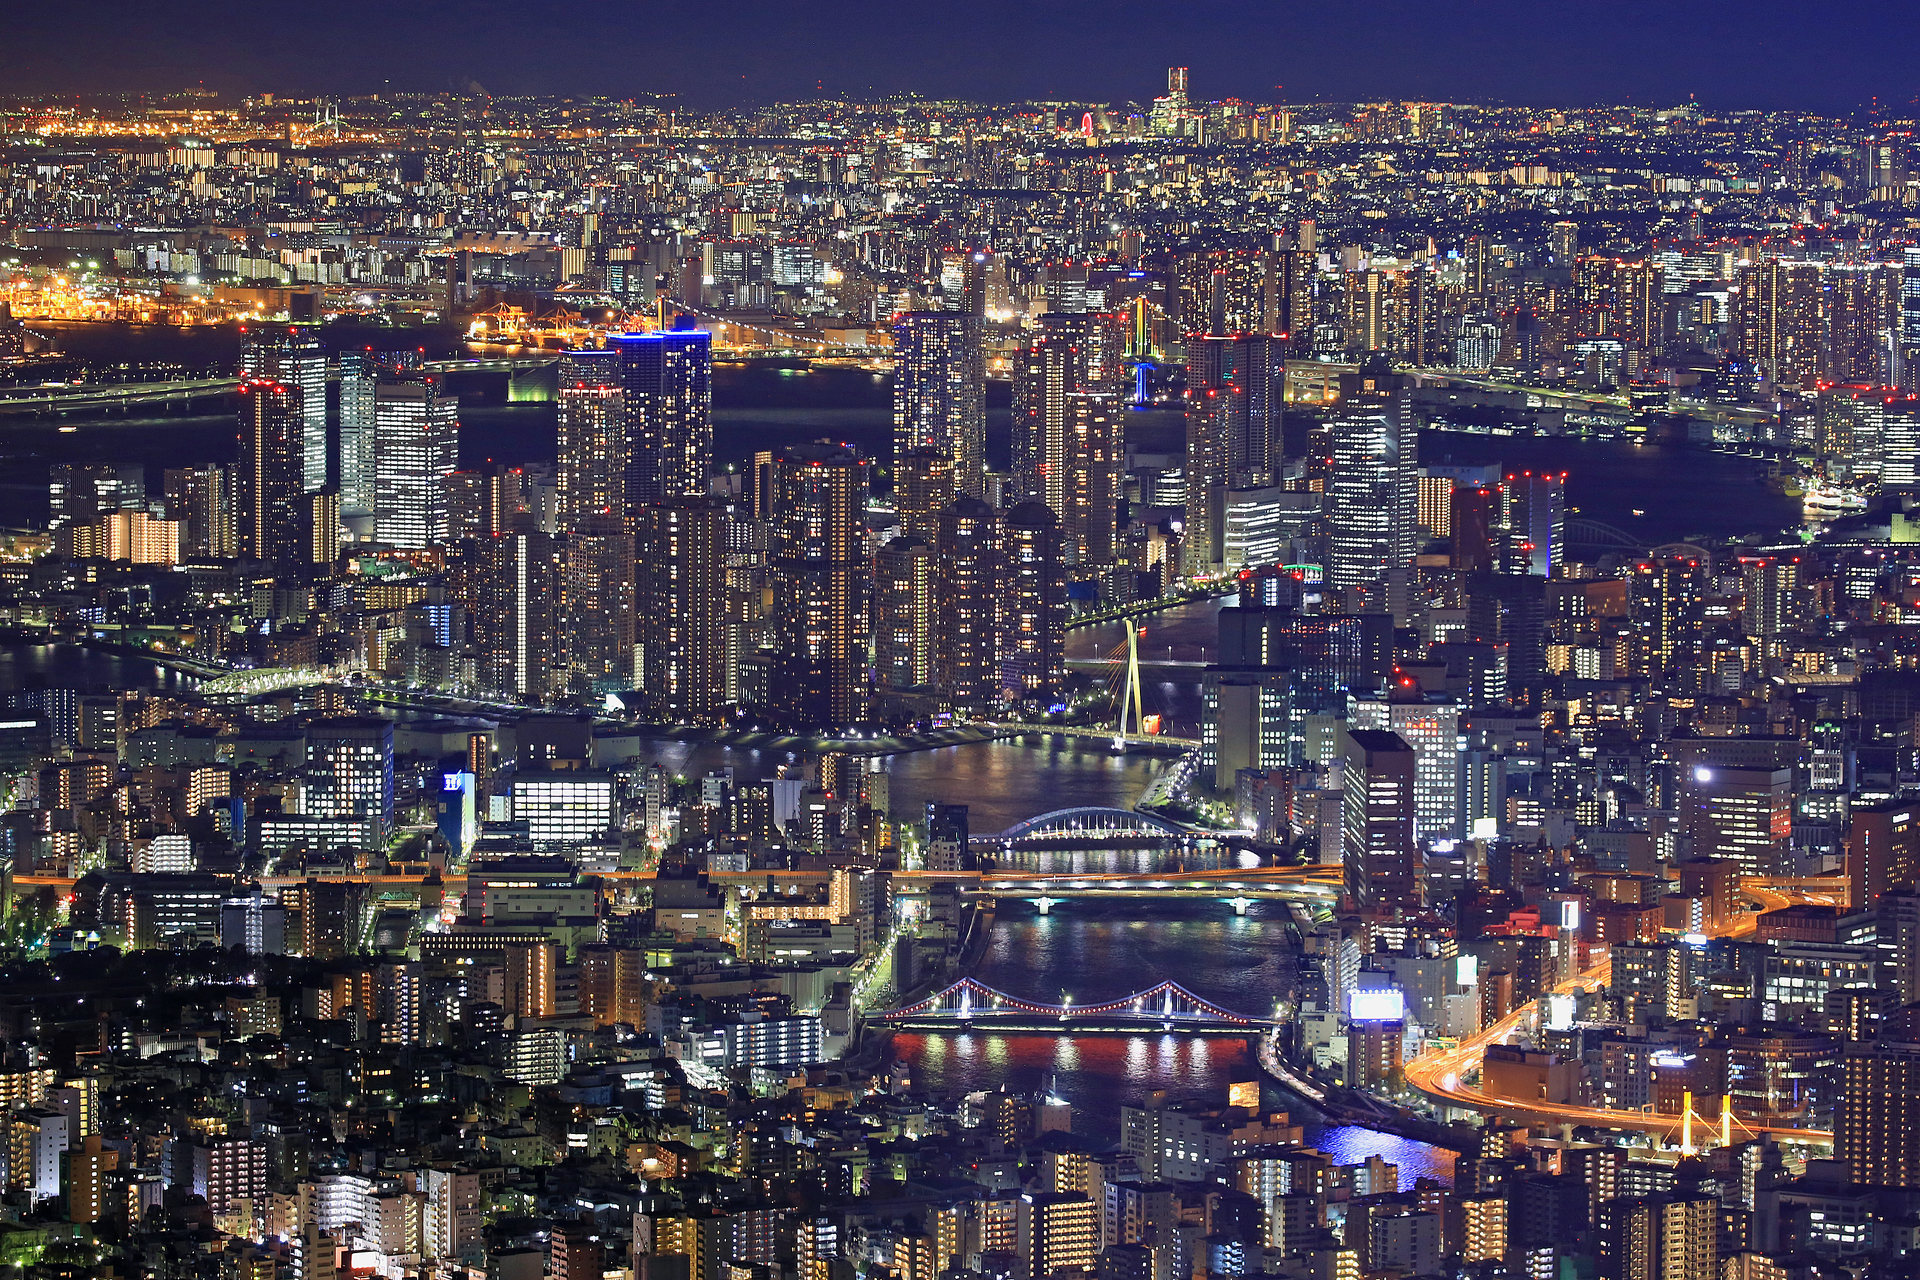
<box><xmin>874</xmin><ymin>535</ymin><xmax>937</xmax><ymax>694</ymax></box>
<box><xmin>1014</xmin><ymin>311</ymin><xmax>1125</xmax><ymax>508</ymax></box>
<box><xmin>1188</xmin><ymin>333</ymin><xmax>1288</xmax><ymax>486</ymax></box>
<box><xmin>373</xmin><ymin>375</ymin><xmax>458</xmax><ymax>550</ymax></box>
<box><xmin>1000</xmin><ymin>500</ymin><xmax>1067</xmax><ymax>707</ymax></box>
<box><xmin>555</xmin><ymin>349</ymin><xmax>624</xmax><ymax>530</ymax></box>
<box><xmin>304</xmin><ymin>718</ymin><xmax>395</xmax><ymax>852</ymax></box>
<box><xmin>893</xmin><ymin>449</ymin><xmax>956</xmax><ymax>543</ymax></box>
<box><xmin>561</xmin><ymin>527</ymin><xmax>636</xmax><ymax>696</ymax></box>
<box><xmin>337</xmin><ymin>351</ymin><xmax>378</xmax><ymax>519</ymax></box>
<box><xmin>1501</xmin><ymin>470</ymin><xmax>1566</xmax><ymax>576</ymax></box>
<box><xmin>771</xmin><ymin>444</ymin><xmax>871</xmax><ymax>730</ymax></box>
<box><xmin>1062</xmin><ymin>393</ymin><xmax>1122</xmax><ymax>570</ymax></box>
<box><xmin>893</xmin><ymin>312</ymin><xmax>985</xmax><ymax>498</ymax></box>
<box><xmin>239</xmin><ymin>325</ymin><xmax>327</xmax><ymax>493</ymax></box>
<box><xmin>633</xmin><ymin>498</ymin><xmax>729</xmax><ymax>723</ymax></box>
<box><xmin>1326</xmin><ymin>363</ymin><xmax>1419</xmax><ymax>593</ymax></box>
<box><xmin>610</xmin><ymin>328</ymin><xmax>712</xmax><ymax>509</ymax></box>
<box><xmin>235</xmin><ymin>378</ymin><xmax>305</xmax><ymax>564</ymax></box>
<box><xmin>936</xmin><ymin>496</ymin><xmax>1002</xmax><ymax>715</ymax></box>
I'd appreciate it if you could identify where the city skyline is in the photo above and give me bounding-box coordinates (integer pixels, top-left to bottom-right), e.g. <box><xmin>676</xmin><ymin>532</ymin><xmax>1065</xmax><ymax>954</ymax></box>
<box><xmin>6</xmin><ymin>0</ymin><xmax>1920</xmax><ymax>113</ymax></box>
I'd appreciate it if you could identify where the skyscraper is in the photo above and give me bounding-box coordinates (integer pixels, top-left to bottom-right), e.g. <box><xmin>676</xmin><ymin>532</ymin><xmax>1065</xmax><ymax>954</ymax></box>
<box><xmin>373</xmin><ymin>375</ymin><xmax>458</xmax><ymax>550</ymax></box>
<box><xmin>235</xmin><ymin>378</ymin><xmax>305</xmax><ymax>565</ymax></box>
<box><xmin>893</xmin><ymin>312</ymin><xmax>985</xmax><ymax>498</ymax></box>
<box><xmin>239</xmin><ymin>325</ymin><xmax>327</xmax><ymax>493</ymax></box>
<box><xmin>555</xmin><ymin>348</ymin><xmax>624</xmax><ymax>530</ymax></box>
<box><xmin>478</xmin><ymin>528</ymin><xmax>563</xmax><ymax>699</ymax></box>
<box><xmin>1327</xmin><ymin>364</ymin><xmax>1419</xmax><ymax>594</ymax></box>
<box><xmin>1063</xmin><ymin>393</ymin><xmax>1123</xmax><ymax>570</ymax></box>
<box><xmin>874</xmin><ymin>535</ymin><xmax>937</xmax><ymax>694</ymax></box>
<box><xmin>163</xmin><ymin>465</ymin><xmax>235</xmax><ymax>559</ymax></box>
<box><xmin>1840</xmin><ymin>1040</ymin><xmax>1920</xmax><ymax>1187</ymax></box>
<box><xmin>337</xmin><ymin>351</ymin><xmax>379</xmax><ymax>519</ymax></box>
<box><xmin>1014</xmin><ymin>311</ymin><xmax>1124</xmax><ymax>509</ymax></box>
<box><xmin>610</xmin><ymin>329</ymin><xmax>712</xmax><ymax>508</ymax></box>
<box><xmin>936</xmin><ymin>496</ymin><xmax>1002</xmax><ymax>715</ymax></box>
<box><xmin>1187</xmin><ymin>333</ymin><xmax>1287</xmax><ymax>486</ymax></box>
<box><xmin>561</xmin><ymin>528</ymin><xmax>636</xmax><ymax>695</ymax></box>
<box><xmin>1000</xmin><ymin>500</ymin><xmax>1067</xmax><ymax>707</ymax></box>
<box><xmin>1502</xmin><ymin>470</ymin><xmax>1566</xmax><ymax>576</ymax></box>
<box><xmin>893</xmin><ymin>449</ymin><xmax>956</xmax><ymax>544</ymax></box>
<box><xmin>771</xmin><ymin>444</ymin><xmax>870</xmax><ymax>730</ymax></box>
<box><xmin>1339</xmin><ymin>727</ymin><xmax>1421</xmax><ymax>913</ymax></box>
<box><xmin>633</xmin><ymin>498</ymin><xmax>729</xmax><ymax>723</ymax></box>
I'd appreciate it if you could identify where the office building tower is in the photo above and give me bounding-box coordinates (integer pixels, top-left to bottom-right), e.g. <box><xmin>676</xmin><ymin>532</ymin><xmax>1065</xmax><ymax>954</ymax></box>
<box><xmin>633</xmin><ymin>498</ymin><xmax>729</xmax><ymax>723</ymax></box>
<box><xmin>304</xmin><ymin>719</ymin><xmax>395</xmax><ymax>852</ymax></box>
<box><xmin>1064</xmin><ymin>393</ymin><xmax>1123</xmax><ymax>569</ymax></box>
<box><xmin>373</xmin><ymin>375</ymin><xmax>458</xmax><ymax>550</ymax></box>
<box><xmin>894</xmin><ymin>449</ymin><xmax>955</xmax><ymax>543</ymax></box>
<box><xmin>1340</xmin><ymin>727</ymin><xmax>1420</xmax><ymax>912</ymax></box>
<box><xmin>163</xmin><ymin>465</ymin><xmax>235</xmax><ymax>559</ymax></box>
<box><xmin>1903</xmin><ymin>246</ymin><xmax>1920</xmax><ymax>389</ymax></box>
<box><xmin>771</xmin><ymin>444</ymin><xmax>870</xmax><ymax>729</ymax></box>
<box><xmin>1502</xmin><ymin>470</ymin><xmax>1566</xmax><ymax>576</ymax></box>
<box><xmin>1678</xmin><ymin>763</ymin><xmax>1791</xmax><ymax>876</ymax></box>
<box><xmin>477</xmin><ymin>528</ymin><xmax>563</xmax><ymax>699</ymax></box>
<box><xmin>556</xmin><ymin>348</ymin><xmax>625</xmax><ymax>530</ymax></box>
<box><xmin>1001</xmin><ymin>501</ymin><xmax>1068</xmax><ymax>706</ymax></box>
<box><xmin>561</xmin><ymin>528</ymin><xmax>636</xmax><ymax>695</ymax></box>
<box><xmin>874</xmin><ymin>535</ymin><xmax>937</xmax><ymax>693</ymax></box>
<box><xmin>236</xmin><ymin>379</ymin><xmax>306</xmax><ymax>564</ymax></box>
<box><xmin>611</xmin><ymin>329</ymin><xmax>712</xmax><ymax>508</ymax></box>
<box><xmin>1327</xmin><ymin>365</ymin><xmax>1418</xmax><ymax>593</ymax></box>
<box><xmin>894</xmin><ymin>312</ymin><xmax>986</xmax><ymax>497</ymax></box>
<box><xmin>337</xmin><ymin>351</ymin><xmax>379</xmax><ymax>518</ymax></box>
<box><xmin>240</xmin><ymin>325</ymin><xmax>327</xmax><ymax>492</ymax></box>
<box><xmin>937</xmin><ymin>496</ymin><xmax>1002</xmax><ymax>715</ymax></box>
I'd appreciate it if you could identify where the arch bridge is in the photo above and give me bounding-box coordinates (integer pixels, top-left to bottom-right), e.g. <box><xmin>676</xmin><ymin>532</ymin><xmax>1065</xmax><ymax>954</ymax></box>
<box><xmin>988</xmin><ymin>806</ymin><xmax>1193</xmax><ymax>843</ymax></box>
<box><xmin>876</xmin><ymin>977</ymin><xmax>1263</xmax><ymax>1030</ymax></box>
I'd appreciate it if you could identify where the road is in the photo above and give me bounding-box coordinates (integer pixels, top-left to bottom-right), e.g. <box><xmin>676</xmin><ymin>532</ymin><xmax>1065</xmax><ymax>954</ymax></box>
<box><xmin>1398</xmin><ymin>875</ymin><xmax>1842</xmax><ymax>1145</ymax></box>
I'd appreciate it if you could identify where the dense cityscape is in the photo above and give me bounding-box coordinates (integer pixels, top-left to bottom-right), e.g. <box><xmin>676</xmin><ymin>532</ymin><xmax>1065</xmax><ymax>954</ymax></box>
<box><xmin>0</xmin><ymin>65</ymin><xmax>1919</xmax><ymax>1280</ymax></box>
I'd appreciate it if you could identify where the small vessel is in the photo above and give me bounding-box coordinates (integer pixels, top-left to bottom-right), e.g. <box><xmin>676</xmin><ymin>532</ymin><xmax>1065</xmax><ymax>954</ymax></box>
<box><xmin>1802</xmin><ymin>484</ymin><xmax>1867</xmax><ymax>521</ymax></box>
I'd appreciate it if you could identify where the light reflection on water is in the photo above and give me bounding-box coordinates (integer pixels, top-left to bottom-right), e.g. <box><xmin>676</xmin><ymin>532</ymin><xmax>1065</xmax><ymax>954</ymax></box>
<box><xmin>890</xmin><ymin>902</ymin><xmax>1455</xmax><ymax>1190</ymax></box>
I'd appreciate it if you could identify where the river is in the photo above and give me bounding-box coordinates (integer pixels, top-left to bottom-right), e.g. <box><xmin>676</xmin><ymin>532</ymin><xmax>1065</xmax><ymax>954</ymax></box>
<box><xmin>889</xmin><ymin>899</ymin><xmax>1457</xmax><ymax>1188</ymax></box>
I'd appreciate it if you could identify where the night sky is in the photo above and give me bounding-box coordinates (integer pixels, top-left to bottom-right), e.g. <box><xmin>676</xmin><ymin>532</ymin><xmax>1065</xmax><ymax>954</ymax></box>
<box><xmin>10</xmin><ymin>0</ymin><xmax>1917</xmax><ymax>113</ymax></box>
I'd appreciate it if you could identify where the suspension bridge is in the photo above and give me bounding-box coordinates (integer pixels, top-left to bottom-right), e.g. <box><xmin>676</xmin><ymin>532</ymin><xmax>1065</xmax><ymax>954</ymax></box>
<box><xmin>876</xmin><ymin>977</ymin><xmax>1266</xmax><ymax>1032</ymax></box>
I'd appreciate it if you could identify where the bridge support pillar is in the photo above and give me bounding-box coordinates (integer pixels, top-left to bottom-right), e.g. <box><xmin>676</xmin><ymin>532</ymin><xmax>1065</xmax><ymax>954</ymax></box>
<box><xmin>1229</xmin><ymin>896</ymin><xmax>1252</xmax><ymax>917</ymax></box>
<box><xmin>1035</xmin><ymin>896</ymin><xmax>1059</xmax><ymax>916</ymax></box>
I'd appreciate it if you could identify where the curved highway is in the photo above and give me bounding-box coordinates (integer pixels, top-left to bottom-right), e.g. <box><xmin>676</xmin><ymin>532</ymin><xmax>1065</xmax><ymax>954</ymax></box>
<box><xmin>1398</xmin><ymin>875</ymin><xmax>1842</xmax><ymax>1145</ymax></box>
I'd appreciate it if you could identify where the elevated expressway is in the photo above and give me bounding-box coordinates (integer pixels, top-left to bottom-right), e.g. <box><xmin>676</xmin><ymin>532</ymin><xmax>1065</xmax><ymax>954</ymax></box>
<box><xmin>1397</xmin><ymin>875</ymin><xmax>1844</xmax><ymax>1145</ymax></box>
